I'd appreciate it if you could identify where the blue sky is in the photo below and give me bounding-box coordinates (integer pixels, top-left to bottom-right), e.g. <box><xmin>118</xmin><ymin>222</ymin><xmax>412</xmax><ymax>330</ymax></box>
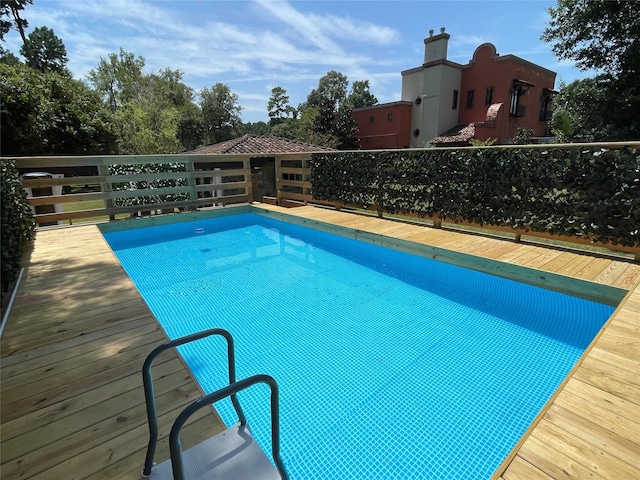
<box><xmin>4</xmin><ymin>0</ymin><xmax>591</xmax><ymax>123</ymax></box>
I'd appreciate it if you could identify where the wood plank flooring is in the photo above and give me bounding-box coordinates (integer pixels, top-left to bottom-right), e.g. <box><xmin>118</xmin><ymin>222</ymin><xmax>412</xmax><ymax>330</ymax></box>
<box><xmin>2</xmin><ymin>204</ymin><xmax>639</xmax><ymax>479</ymax></box>
<box><xmin>1</xmin><ymin>226</ymin><xmax>225</xmax><ymax>480</ymax></box>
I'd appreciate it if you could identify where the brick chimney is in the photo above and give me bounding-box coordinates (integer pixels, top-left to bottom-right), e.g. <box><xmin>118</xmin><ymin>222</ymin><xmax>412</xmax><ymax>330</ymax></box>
<box><xmin>424</xmin><ymin>27</ymin><xmax>450</xmax><ymax>63</ymax></box>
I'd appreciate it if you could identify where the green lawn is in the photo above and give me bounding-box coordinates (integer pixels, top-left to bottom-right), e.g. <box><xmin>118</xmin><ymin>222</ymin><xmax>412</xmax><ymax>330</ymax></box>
<box><xmin>62</xmin><ymin>200</ymin><xmax>129</xmax><ymax>224</ymax></box>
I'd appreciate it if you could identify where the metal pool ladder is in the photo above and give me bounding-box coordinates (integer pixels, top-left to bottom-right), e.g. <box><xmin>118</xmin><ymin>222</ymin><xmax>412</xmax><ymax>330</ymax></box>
<box><xmin>140</xmin><ymin>328</ymin><xmax>289</xmax><ymax>480</ymax></box>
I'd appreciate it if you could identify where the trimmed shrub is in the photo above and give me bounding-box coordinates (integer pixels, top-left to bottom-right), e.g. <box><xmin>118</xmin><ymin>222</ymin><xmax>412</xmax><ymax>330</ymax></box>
<box><xmin>311</xmin><ymin>145</ymin><xmax>640</xmax><ymax>247</ymax></box>
<box><xmin>1</xmin><ymin>160</ymin><xmax>36</xmax><ymax>302</ymax></box>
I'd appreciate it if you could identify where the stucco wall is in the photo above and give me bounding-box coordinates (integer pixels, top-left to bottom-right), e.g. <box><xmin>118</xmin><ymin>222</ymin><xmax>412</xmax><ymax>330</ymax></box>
<box><xmin>459</xmin><ymin>44</ymin><xmax>556</xmax><ymax>141</ymax></box>
<box><xmin>353</xmin><ymin>103</ymin><xmax>412</xmax><ymax>149</ymax></box>
<box><xmin>411</xmin><ymin>63</ymin><xmax>462</xmax><ymax>146</ymax></box>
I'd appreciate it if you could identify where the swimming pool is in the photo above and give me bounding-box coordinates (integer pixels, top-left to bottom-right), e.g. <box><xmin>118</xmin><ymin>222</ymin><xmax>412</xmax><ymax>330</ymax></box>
<box><xmin>103</xmin><ymin>211</ymin><xmax>616</xmax><ymax>479</ymax></box>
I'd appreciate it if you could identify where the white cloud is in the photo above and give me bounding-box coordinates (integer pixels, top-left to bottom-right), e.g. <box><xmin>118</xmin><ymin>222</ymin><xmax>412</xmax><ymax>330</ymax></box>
<box><xmin>254</xmin><ymin>0</ymin><xmax>343</xmax><ymax>52</ymax></box>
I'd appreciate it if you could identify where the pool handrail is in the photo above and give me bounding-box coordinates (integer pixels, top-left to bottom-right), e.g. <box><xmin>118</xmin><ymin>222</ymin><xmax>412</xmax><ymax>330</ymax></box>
<box><xmin>168</xmin><ymin>374</ymin><xmax>289</xmax><ymax>480</ymax></box>
<box><xmin>141</xmin><ymin>328</ymin><xmax>246</xmax><ymax>477</ymax></box>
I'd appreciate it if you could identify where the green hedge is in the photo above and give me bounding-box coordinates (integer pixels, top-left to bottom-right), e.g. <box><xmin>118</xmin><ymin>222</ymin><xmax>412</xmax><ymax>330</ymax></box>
<box><xmin>109</xmin><ymin>163</ymin><xmax>189</xmax><ymax>207</ymax></box>
<box><xmin>1</xmin><ymin>160</ymin><xmax>36</xmax><ymax>300</ymax></box>
<box><xmin>310</xmin><ymin>145</ymin><xmax>640</xmax><ymax>247</ymax></box>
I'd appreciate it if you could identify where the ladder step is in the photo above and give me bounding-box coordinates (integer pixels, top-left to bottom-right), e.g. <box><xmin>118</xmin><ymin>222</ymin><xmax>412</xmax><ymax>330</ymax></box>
<box><xmin>148</xmin><ymin>424</ymin><xmax>281</xmax><ymax>479</ymax></box>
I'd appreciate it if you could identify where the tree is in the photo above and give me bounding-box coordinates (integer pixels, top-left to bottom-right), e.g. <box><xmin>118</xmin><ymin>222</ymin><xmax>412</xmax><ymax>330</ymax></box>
<box><xmin>542</xmin><ymin>0</ymin><xmax>639</xmax><ymax>78</ymax></box>
<box><xmin>307</xmin><ymin>70</ymin><xmax>349</xmax><ymax>121</ymax></box>
<box><xmin>347</xmin><ymin>80</ymin><xmax>378</xmax><ymax>109</ymax></box>
<box><xmin>549</xmin><ymin>108</ymin><xmax>578</xmax><ymax>143</ymax></box>
<box><xmin>87</xmin><ymin>48</ymin><xmax>145</xmax><ymax>113</ymax></box>
<box><xmin>199</xmin><ymin>83</ymin><xmax>243</xmax><ymax>144</ymax></box>
<box><xmin>0</xmin><ymin>0</ymin><xmax>32</xmax><ymax>44</ymax></box>
<box><xmin>304</xmin><ymin>71</ymin><xmax>358</xmax><ymax>149</ymax></box>
<box><xmin>177</xmin><ymin>102</ymin><xmax>204</xmax><ymax>151</ymax></box>
<box><xmin>270</xmin><ymin>119</ymin><xmax>297</xmax><ymax>139</ymax></box>
<box><xmin>542</xmin><ymin>0</ymin><xmax>640</xmax><ymax>140</ymax></box>
<box><xmin>153</xmin><ymin>70</ymin><xmax>205</xmax><ymax>151</ymax></box>
<box><xmin>87</xmin><ymin>52</ymin><xmax>205</xmax><ymax>153</ymax></box>
<box><xmin>0</xmin><ymin>44</ymin><xmax>20</xmax><ymax>64</ymax></box>
<box><xmin>0</xmin><ymin>63</ymin><xmax>117</xmax><ymax>155</ymax></box>
<box><xmin>20</xmin><ymin>26</ymin><xmax>68</xmax><ymax>74</ymax></box>
<box><xmin>242</xmin><ymin>121</ymin><xmax>270</xmax><ymax>136</ymax></box>
<box><xmin>267</xmin><ymin>86</ymin><xmax>293</xmax><ymax>125</ymax></box>
<box><xmin>551</xmin><ymin>78</ymin><xmax>615</xmax><ymax>141</ymax></box>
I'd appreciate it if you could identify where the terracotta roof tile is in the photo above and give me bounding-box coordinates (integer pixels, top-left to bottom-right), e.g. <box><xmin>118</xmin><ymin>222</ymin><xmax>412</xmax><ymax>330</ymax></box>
<box><xmin>187</xmin><ymin>135</ymin><xmax>335</xmax><ymax>154</ymax></box>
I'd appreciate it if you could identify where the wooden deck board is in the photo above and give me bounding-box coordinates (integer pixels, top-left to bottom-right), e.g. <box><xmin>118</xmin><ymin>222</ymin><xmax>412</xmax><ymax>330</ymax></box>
<box><xmin>1</xmin><ymin>225</ymin><xmax>225</xmax><ymax>479</ymax></box>
<box><xmin>2</xmin><ymin>204</ymin><xmax>638</xmax><ymax>479</ymax></box>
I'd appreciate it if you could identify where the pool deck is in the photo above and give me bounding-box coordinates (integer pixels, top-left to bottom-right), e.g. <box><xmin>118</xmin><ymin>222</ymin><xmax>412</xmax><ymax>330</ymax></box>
<box><xmin>2</xmin><ymin>203</ymin><xmax>639</xmax><ymax>479</ymax></box>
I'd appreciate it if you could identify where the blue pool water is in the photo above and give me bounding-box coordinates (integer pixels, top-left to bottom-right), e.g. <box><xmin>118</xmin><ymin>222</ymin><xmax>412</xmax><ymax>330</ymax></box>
<box><xmin>103</xmin><ymin>213</ymin><xmax>615</xmax><ymax>479</ymax></box>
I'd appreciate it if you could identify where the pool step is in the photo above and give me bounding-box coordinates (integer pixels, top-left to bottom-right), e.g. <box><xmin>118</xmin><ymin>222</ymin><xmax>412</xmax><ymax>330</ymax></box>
<box><xmin>141</xmin><ymin>328</ymin><xmax>288</xmax><ymax>480</ymax></box>
<box><xmin>146</xmin><ymin>423</ymin><xmax>281</xmax><ymax>480</ymax></box>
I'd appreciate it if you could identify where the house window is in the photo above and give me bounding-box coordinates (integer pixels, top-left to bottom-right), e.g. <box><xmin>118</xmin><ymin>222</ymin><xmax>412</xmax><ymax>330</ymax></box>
<box><xmin>466</xmin><ymin>90</ymin><xmax>474</xmax><ymax>108</ymax></box>
<box><xmin>539</xmin><ymin>88</ymin><xmax>554</xmax><ymax>121</ymax></box>
<box><xmin>509</xmin><ymin>87</ymin><xmax>521</xmax><ymax>115</ymax></box>
<box><xmin>452</xmin><ymin>90</ymin><xmax>458</xmax><ymax>110</ymax></box>
<box><xmin>510</xmin><ymin>80</ymin><xmax>534</xmax><ymax>117</ymax></box>
<box><xmin>369</xmin><ymin>115</ymin><xmax>375</xmax><ymax>124</ymax></box>
<box><xmin>485</xmin><ymin>87</ymin><xmax>494</xmax><ymax>105</ymax></box>
<box><xmin>387</xmin><ymin>113</ymin><xmax>393</xmax><ymax>121</ymax></box>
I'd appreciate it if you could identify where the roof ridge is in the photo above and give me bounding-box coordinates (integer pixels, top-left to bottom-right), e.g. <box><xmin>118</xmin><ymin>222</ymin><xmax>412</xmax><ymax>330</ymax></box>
<box><xmin>219</xmin><ymin>134</ymin><xmax>252</xmax><ymax>153</ymax></box>
<box><xmin>185</xmin><ymin>134</ymin><xmax>334</xmax><ymax>155</ymax></box>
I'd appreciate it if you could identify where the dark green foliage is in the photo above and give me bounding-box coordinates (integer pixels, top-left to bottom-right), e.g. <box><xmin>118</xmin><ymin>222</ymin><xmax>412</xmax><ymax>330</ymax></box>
<box><xmin>268</xmin><ymin>86</ymin><xmax>294</xmax><ymax>126</ymax></box>
<box><xmin>0</xmin><ymin>44</ymin><xmax>20</xmax><ymax>64</ymax></box>
<box><xmin>242</xmin><ymin>121</ymin><xmax>271</xmax><ymax>136</ymax></box>
<box><xmin>542</xmin><ymin>0</ymin><xmax>639</xmax><ymax>77</ymax></box>
<box><xmin>311</xmin><ymin>146</ymin><xmax>640</xmax><ymax>247</ymax></box>
<box><xmin>200</xmin><ymin>83</ymin><xmax>243</xmax><ymax>145</ymax></box>
<box><xmin>1</xmin><ymin>160</ymin><xmax>35</xmax><ymax>299</ymax></box>
<box><xmin>109</xmin><ymin>163</ymin><xmax>189</xmax><ymax>207</ymax></box>
<box><xmin>542</xmin><ymin>0</ymin><xmax>640</xmax><ymax>141</ymax></box>
<box><xmin>347</xmin><ymin>80</ymin><xmax>378</xmax><ymax>109</ymax></box>
<box><xmin>0</xmin><ymin>0</ymin><xmax>32</xmax><ymax>42</ymax></box>
<box><xmin>553</xmin><ymin>77</ymin><xmax>628</xmax><ymax>141</ymax></box>
<box><xmin>511</xmin><ymin>128</ymin><xmax>535</xmax><ymax>145</ymax></box>
<box><xmin>20</xmin><ymin>26</ymin><xmax>68</xmax><ymax>74</ymax></box>
<box><xmin>0</xmin><ymin>63</ymin><xmax>118</xmax><ymax>155</ymax></box>
<box><xmin>305</xmin><ymin>71</ymin><xmax>358</xmax><ymax>150</ymax></box>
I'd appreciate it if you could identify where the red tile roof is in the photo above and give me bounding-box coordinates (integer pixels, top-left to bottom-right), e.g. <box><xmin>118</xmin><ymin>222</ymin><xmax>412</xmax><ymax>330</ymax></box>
<box><xmin>187</xmin><ymin>135</ymin><xmax>334</xmax><ymax>154</ymax></box>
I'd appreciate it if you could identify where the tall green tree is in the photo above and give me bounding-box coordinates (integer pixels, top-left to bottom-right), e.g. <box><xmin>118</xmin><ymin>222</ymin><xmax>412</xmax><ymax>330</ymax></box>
<box><xmin>0</xmin><ymin>63</ymin><xmax>117</xmax><ymax>155</ymax></box>
<box><xmin>87</xmin><ymin>48</ymin><xmax>145</xmax><ymax>113</ymax></box>
<box><xmin>267</xmin><ymin>86</ymin><xmax>295</xmax><ymax>126</ymax></box>
<box><xmin>304</xmin><ymin>71</ymin><xmax>357</xmax><ymax>149</ymax></box>
<box><xmin>20</xmin><ymin>26</ymin><xmax>68</xmax><ymax>74</ymax></box>
<box><xmin>147</xmin><ymin>68</ymin><xmax>203</xmax><ymax>152</ymax></box>
<box><xmin>177</xmin><ymin>102</ymin><xmax>204</xmax><ymax>151</ymax></box>
<box><xmin>542</xmin><ymin>0</ymin><xmax>640</xmax><ymax>140</ymax></box>
<box><xmin>112</xmin><ymin>73</ymin><xmax>183</xmax><ymax>155</ymax></box>
<box><xmin>347</xmin><ymin>80</ymin><xmax>378</xmax><ymax>109</ymax></box>
<box><xmin>87</xmin><ymin>52</ymin><xmax>205</xmax><ymax>153</ymax></box>
<box><xmin>199</xmin><ymin>83</ymin><xmax>243</xmax><ymax>144</ymax></box>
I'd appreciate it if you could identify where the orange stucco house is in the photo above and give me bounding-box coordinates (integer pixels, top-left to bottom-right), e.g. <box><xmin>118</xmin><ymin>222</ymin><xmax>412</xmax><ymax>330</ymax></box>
<box><xmin>353</xmin><ymin>28</ymin><xmax>557</xmax><ymax>148</ymax></box>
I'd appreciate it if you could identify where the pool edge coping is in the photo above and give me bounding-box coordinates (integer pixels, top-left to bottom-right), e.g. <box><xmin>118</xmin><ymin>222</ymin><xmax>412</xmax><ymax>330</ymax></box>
<box><xmin>97</xmin><ymin>204</ymin><xmax>627</xmax><ymax>307</ymax></box>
